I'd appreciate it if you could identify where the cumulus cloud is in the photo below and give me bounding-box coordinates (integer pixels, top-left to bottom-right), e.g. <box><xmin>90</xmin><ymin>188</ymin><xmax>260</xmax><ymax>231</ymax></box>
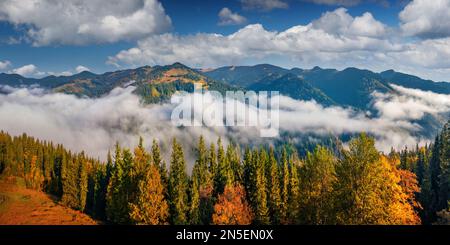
<box><xmin>10</xmin><ymin>64</ymin><xmax>45</xmax><ymax>77</ymax></box>
<box><xmin>0</xmin><ymin>60</ymin><xmax>11</xmax><ymax>70</ymax></box>
<box><xmin>218</xmin><ymin>8</ymin><xmax>247</xmax><ymax>26</ymax></box>
<box><xmin>108</xmin><ymin>6</ymin><xmax>450</xmax><ymax>81</ymax></box>
<box><xmin>1</xmin><ymin>84</ymin><xmax>448</xmax><ymax>169</ymax></box>
<box><xmin>311</xmin><ymin>8</ymin><xmax>386</xmax><ymax>37</ymax></box>
<box><xmin>76</xmin><ymin>65</ymin><xmax>91</xmax><ymax>73</ymax></box>
<box><xmin>108</xmin><ymin>8</ymin><xmax>396</xmax><ymax>68</ymax></box>
<box><xmin>240</xmin><ymin>0</ymin><xmax>289</xmax><ymax>11</ymax></box>
<box><xmin>0</xmin><ymin>0</ymin><xmax>172</xmax><ymax>46</ymax></box>
<box><xmin>399</xmin><ymin>0</ymin><xmax>450</xmax><ymax>39</ymax></box>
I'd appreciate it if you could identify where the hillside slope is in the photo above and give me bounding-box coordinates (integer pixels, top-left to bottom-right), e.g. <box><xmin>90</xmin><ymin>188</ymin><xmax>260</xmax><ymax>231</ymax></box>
<box><xmin>0</xmin><ymin>177</ymin><xmax>98</xmax><ymax>225</ymax></box>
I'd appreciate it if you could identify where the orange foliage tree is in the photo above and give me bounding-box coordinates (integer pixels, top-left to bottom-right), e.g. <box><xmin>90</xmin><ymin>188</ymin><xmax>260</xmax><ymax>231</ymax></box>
<box><xmin>212</xmin><ymin>184</ymin><xmax>254</xmax><ymax>225</ymax></box>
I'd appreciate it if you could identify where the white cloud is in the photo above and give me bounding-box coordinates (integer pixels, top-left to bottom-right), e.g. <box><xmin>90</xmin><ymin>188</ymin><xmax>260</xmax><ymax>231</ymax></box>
<box><xmin>0</xmin><ymin>84</ymin><xmax>447</xmax><ymax>167</ymax></box>
<box><xmin>400</xmin><ymin>0</ymin><xmax>450</xmax><ymax>39</ymax></box>
<box><xmin>0</xmin><ymin>0</ymin><xmax>172</xmax><ymax>46</ymax></box>
<box><xmin>0</xmin><ymin>60</ymin><xmax>11</xmax><ymax>70</ymax></box>
<box><xmin>47</xmin><ymin>71</ymin><xmax>73</xmax><ymax>77</ymax></box>
<box><xmin>108</xmin><ymin>6</ymin><xmax>450</xmax><ymax>81</ymax></box>
<box><xmin>311</xmin><ymin>8</ymin><xmax>386</xmax><ymax>37</ymax></box>
<box><xmin>108</xmin><ymin>8</ymin><xmax>396</xmax><ymax>68</ymax></box>
<box><xmin>373</xmin><ymin>84</ymin><xmax>450</xmax><ymax>120</ymax></box>
<box><xmin>241</xmin><ymin>0</ymin><xmax>289</xmax><ymax>11</ymax></box>
<box><xmin>76</xmin><ymin>65</ymin><xmax>91</xmax><ymax>73</ymax></box>
<box><xmin>218</xmin><ymin>8</ymin><xmax>247</xmax><ymax>26</ymax></box>
<box><xmin>11</xmin><ymin>64</ymin><xmax>45</xmax><ymax>77</ymax></box>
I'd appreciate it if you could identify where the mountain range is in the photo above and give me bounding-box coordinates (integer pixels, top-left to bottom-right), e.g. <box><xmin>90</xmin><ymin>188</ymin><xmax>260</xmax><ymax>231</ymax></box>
<box><xmin>1</xmin><ymin>62</ymin><xmax>449</xmax><ymax>111</ymax></box>
<box><xmin>1</xmin><ymin>62</ymin><xmax>449</xmax><ymax>139</ymax></box>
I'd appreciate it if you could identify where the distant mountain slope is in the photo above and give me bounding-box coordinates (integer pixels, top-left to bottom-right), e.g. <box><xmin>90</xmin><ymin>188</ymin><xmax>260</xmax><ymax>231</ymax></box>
<box><xmin>248</xmin><ymin>73</ymin><xmax>336</xmax><ymax>106</ymax></box>
<box><xmin>301</xmin><ymin>67</ymin><xmax>393</xmax><ymax>110</ymax></box>
<box><xmin>204</xmin><ymin>64</ymin><xmax>450</xmax><ymax>110</ymax></box>
<box><xmin>204</xmin><ymin>64</ymin><xmax>290</xmax><ymax>87</ymax></box>
<box><xmin>380</xmin><ymin>69</ymin><xmax>450</xmax><ymax>94</ymax></box>
<box><xmin>0</xmin><ymin>63</ymin><xmax>236</xmax><ymax>103</ymax></box>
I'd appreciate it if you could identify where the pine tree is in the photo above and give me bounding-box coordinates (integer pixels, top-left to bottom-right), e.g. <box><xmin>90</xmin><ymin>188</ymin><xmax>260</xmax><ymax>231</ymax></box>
<box><xmin>190</xmin><ymin>136</ymin><xmax>214</xmax><ymax>225</ymax></box>
<box><xmin>438</xmin><ymin>122</ymin><xmax>450</xmax><ymax>211</ymax></box>
<box><xmin>254</xmin><ymin>149</ymin><xmax>270</xmax><ymax>224</ymax></box>
<box><xmin>280</xmin><ymin>147</ymin><xmax>289</xmax><ymax>223</ymax></box>
<box><xmin>287</xmin><ymin>152</ymin><xmax>300</xmax><ymax>224</ymax></box>
<box><xmin>129</xmin><ymin>163</ymin><xmax>169</xmax><ymax>225</ymax></box>
<box><xmin>152</xmin><ymin>139</ymin><xmax>167</xmax><ymax>192</ymax></box>
<box><xmin>188</xmin><ymin>171</ymin><xmax>201</xmax><ymax>225</ymax></box>
<box><xmin>215</xmin><ymin>138</ymin><xmax>231</xmax><ymax>194</ymax></box>
<box><xmin>168</xmin><ymin>139</ymin><xmax>189</xmax><ymax>225</ymax></box>
<box><xmin>267</xmin><ymin>147</ymin><xmax>282</xmax><ymax>224</ymax></box>
<box><xmin>106</xmin><ymin>144</ymin><xmax>131</xmax><ymax>224</ymax></box>
<box><xmin>78</xmin><ymin>153</ymin><xmax>88</xmax><ymax>212</ymax></box>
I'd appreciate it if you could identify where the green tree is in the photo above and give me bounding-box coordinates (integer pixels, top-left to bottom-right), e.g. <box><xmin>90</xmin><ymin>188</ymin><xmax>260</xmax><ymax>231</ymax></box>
<box><xmin>280</xmin><ymin>147</ymin><xmax>289</xmax><ymax>223</ymax></box>
<box><xmin>254</xmin><ymin>149</ymin><xmax>270</xmax><ymax>224</ymax></box>
<box><xmin>267</xmin><ymin>147</ymin><xmax>282</xmax><ymax>224</ymax></box>
<box><xmin>299</xmin><ymin>146</ymin><xmax>336</xmax><ymax>224</ymax></box>
<box><xmin>168</xmin><ymin>139</ymin><xmax>189</xmax><ymax>225</ymax></box>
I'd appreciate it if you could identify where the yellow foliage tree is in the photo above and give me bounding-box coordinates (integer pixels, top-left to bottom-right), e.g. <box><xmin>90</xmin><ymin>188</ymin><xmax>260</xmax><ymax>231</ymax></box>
<box><xmin>129</xmin><ymin>163</ymin><xmax>169</xmax><ymax>225</ymax></box>
<box><xmin>25</xmin><ymin>155</ymin><xmax>44</xmax><ymax>190</ymax></box>
<box><xmin>212</xmin><ymin>184</ymin><xmax>254</xmax><ymax>225</ymax></box>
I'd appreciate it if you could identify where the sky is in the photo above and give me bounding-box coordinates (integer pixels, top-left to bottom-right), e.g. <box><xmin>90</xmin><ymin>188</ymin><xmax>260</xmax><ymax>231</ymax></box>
<box><xmin>0</xmin><ymin>0</ymin><xmax>449</xmax><ymax>82</ymax></box>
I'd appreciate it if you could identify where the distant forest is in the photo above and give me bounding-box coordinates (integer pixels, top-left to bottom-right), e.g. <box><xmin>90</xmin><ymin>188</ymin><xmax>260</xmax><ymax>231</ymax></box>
<box><xmin>0</xmin><ymin>121</ymin><xmax>449</xmax><ymax>225</ymax></box>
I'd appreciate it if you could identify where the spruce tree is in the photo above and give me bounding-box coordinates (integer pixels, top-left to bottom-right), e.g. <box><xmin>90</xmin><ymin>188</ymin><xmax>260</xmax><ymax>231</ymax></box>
<box><xmin>280</xmin><ymin>147</ymin><xmax>289</xmax><ymax>223</ymax></box>
<box><xmin>267</xmin><ymin>147</ymin><xmax>282</xmax><ymax>224</ymax></box>
<box><xmin>168</xmin><ymin>139</ymin><xmax>189</xmax><ymax>225</ymax></box>
<box><xmin>255</xmin><ymin>149</ymin><xmax>270</xmax><ymax>224</ymax></box>
<box><xmin>288</xmin><ymin>152</ymin><xmax>300</xmax><ymax>224</ymax></box>
<box><xmin>129</xmin><ymin>163</ymin><xmax>169</xmax><ymax>225</ymax></box>
<box><xmin>106</xmin><ymin>144</ymin><xmax>131</xmax><ymax>224</ymax></box>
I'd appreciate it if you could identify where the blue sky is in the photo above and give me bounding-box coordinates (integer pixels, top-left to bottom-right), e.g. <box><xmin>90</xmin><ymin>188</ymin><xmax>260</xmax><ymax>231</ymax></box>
<box><xmin>0</xmin><ymin>0</ymin><xmax>449</xmax><ymax>82</ymax></box>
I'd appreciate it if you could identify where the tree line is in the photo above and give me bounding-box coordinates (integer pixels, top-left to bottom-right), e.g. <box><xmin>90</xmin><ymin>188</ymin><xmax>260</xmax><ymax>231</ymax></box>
<box><xmin>0</xmin><ymin>121</ymin><xmax>448</xmax><ymax>225</ymax></box>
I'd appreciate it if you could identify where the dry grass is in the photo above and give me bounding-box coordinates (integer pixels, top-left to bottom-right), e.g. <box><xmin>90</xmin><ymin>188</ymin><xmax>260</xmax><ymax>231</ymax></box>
<box><xmin>0</xmin><ymin>176</ymin><xmax>98</xmax><ymax>225</ymax></box>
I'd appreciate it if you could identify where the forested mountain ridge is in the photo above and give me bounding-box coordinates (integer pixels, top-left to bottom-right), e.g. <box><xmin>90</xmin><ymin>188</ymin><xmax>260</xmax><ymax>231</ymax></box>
<box><xmin>3</xmin><ymin>63</ymin><xmax>449</xmax><ymax>108</ymax></box>
<box><xmin>204</xmin><ymin>64</ymin><xmax>450</xmax><ymax>110</ymax></box>
<box><xmin>0</xmin><ymin>121</ymin><xmax>449</xmax><ymax>225</ymax></box>
<box><xmin>0</xmin><ymin>62</ymin><xmax>237</xmax><ymax>102</ymax></box>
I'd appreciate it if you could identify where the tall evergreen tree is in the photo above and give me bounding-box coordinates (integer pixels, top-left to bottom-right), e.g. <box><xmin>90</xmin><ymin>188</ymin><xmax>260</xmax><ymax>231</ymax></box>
<box><xmin>287</xmin><ymin>152</ymin><xmax>300</xmax><ymax>224</ymax></box>
<box><xmin>129</xmin><ymin>163</ymin><xmax>169</xmax><ymax>225</ymax></box>
<box><xmin>280</xmin><ymin>147</ymin><xmax>289</xmax><ymax>223</ymax></box>
<box><xmin>168</xmin><ymin>139</ymin><xmax>189</xmax><ymax>225</ymax></box>
<box><xmin>267</xmin><ymin>147</ymin><xmax>282</xmax><ymax>224</ymax></box>
<box><xmin>254</xmin><ymin>149</ymin><xmax>270</xmax><ymax>224</ymax></box>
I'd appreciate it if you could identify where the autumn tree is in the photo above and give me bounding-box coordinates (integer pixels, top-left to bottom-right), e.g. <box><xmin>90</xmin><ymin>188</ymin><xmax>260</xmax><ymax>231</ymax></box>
<box><xmin>25</xmin><ymin>155</ymin><xmax>44</xmax><ymax>190</ymax></box>
<box><xmin>129</xmin><ymin>163</ymin><xmax>169</xmax><ymax>225</ymax></box>
<box><xmin>212</xmin><ymin>184</ymin><xmax>254</xmax><ymax>225</ymax></box>
<box><xmin>298</xmin><ymin>146</ymin><xmax>336</xmax><ymax>224</ymax></box>
<box><xmin>333</xmin><ymin>134</ymin><xmax>421</xmax><ymax>224</ymax></box>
